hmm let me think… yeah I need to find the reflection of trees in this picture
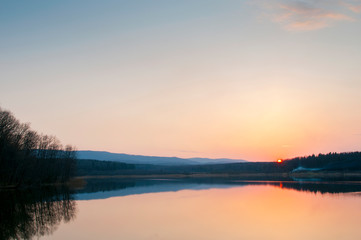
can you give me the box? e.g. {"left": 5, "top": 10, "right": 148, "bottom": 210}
{"left": 264, "top": 181, "right": 361, "bottom": 195}
{"left": 0, "top": 186, "right": 76, "bottom": 240}
{"left": 77, "top": 178, "right": 361, "bottom": 198}
{"left": 77, "top": 178, "right": 136, "bottom": 194}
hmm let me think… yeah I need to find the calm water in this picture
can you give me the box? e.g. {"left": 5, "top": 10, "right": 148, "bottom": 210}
{"left": 2, "top": 179, "right": 361, "bottom": 240}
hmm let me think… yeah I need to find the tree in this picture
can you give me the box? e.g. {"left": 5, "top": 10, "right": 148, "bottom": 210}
{"left": 0, "top": 106, "right": 77, "bottom": 187}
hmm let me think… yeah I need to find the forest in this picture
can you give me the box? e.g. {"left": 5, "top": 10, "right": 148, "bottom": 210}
{"left": 0, "top": 107, "right": 77, "bottom": 187}
{"left": 2, "top": 106, "right": 361, "bottom": 186}
{"left": 75, "top": 152, "right": 361, "bottom": 177}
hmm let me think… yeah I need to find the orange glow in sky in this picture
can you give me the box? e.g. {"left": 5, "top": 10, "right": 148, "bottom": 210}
{"left": 1, "top": 1, "right": 361, "bottom": 162}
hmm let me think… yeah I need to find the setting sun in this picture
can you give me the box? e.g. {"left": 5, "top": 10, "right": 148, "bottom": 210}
{"left": 2, "top": 1, "right": 361, "bottom": 239}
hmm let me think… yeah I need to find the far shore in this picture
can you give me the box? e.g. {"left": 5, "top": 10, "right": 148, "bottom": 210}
{"left": 3, "top": 171, "right": 361, "bottom": 190}
{"left": 75, "top": 171, "right": 361, "bottom": 180}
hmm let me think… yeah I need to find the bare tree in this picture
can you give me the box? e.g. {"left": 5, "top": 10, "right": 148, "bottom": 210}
{"left": 0, "top": 106, "right": 77, "bottom": 187}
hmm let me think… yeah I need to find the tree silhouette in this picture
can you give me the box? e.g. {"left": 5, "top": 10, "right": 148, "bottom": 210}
{"left": 0, "top": 106, "right": 77, "bottom": 187}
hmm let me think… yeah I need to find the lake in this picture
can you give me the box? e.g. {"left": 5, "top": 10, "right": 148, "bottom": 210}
{"left": 2, "top": 178, "right": 361, "bottom": 240}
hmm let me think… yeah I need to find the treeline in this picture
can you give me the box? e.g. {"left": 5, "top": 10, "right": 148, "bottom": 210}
{"left": 76, "top": 159, "right": 135, "bottom": 176}
{"left": 75, "top": 160, "right": 284, "bottom": 176}
{"left": 284, "top": 152, "right": 361, "bottom": 171}
{"left": 172, "top": 152, "right": 361, "bottom": 174}
{"left": 180, "top": 151, "right": 361, "bottom": 174}
{"left": 74, "top": 151, "right": 361, "bottom": 177}
{"left": 0, "top": 107, "right": 76, "bottom": 187}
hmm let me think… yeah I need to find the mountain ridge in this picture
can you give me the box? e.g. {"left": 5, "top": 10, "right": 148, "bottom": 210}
{"left": 76, "top": 150, "right": 247, "bottom": 165}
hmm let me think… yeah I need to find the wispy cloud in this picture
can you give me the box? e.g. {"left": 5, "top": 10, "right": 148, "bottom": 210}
{"left": 341, "top": 0, "right": 361, "bottom": 13}
{"left": 347, "top": 4, "right": 361, "bottom": 12}
{"left": 254, "top": 0, "right": 361, "bottom": 31}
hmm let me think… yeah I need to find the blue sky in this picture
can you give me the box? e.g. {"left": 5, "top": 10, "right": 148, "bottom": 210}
{"left": 1, "top": 0, "right": 361, "bottom": 161}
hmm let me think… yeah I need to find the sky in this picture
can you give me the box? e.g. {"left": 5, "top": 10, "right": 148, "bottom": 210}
{"left": 1, "top": 0, "right": 361, "bottom": 161}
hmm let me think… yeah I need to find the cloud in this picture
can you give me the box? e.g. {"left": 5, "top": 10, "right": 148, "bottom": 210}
{"left": 255, "top": 0, "right": 361, "bottom": 31}
{"left": 343, "top": 2, "right": 361, "bottom": 13}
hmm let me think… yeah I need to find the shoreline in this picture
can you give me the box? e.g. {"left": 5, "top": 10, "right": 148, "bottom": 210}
{"left": 76, "top": 171, "right": 361, "bottom": 180}
{"left": 3, "top": 171, "right": 361, "bottom": 190}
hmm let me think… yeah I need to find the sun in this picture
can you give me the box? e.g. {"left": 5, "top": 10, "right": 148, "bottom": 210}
{"left": 277, "top": 159, "right": 283, "bottom": 163}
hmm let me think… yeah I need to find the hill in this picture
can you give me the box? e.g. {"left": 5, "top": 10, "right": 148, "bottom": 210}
{"left": 77, "top": 150, "right": 246, "bottom": 166}
{"left": 75, "top": 151, "right": 361, "bottom": 179}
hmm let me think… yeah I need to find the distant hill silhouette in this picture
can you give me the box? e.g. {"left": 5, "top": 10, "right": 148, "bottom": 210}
{"left": 75, "top": 151, "right": 361, "bottom": 178}
{"left": 77, "top": 150, "right": 246, "bottom": 166}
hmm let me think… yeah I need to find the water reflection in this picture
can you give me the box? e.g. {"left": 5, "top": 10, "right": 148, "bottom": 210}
{"left": 0, "top": 186, "right": 76, "bottom": 240}
{"left": 56, "top": 178, "right": 361, "bottom": 240}
{"left": 2, "top": 178, "right": 361, "bottom": 240}
{"left": 264, "top": 180, "right": 361, "bottom": 195}
{"left": 75, "top": 178, "right": 361, "bottom": 200}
